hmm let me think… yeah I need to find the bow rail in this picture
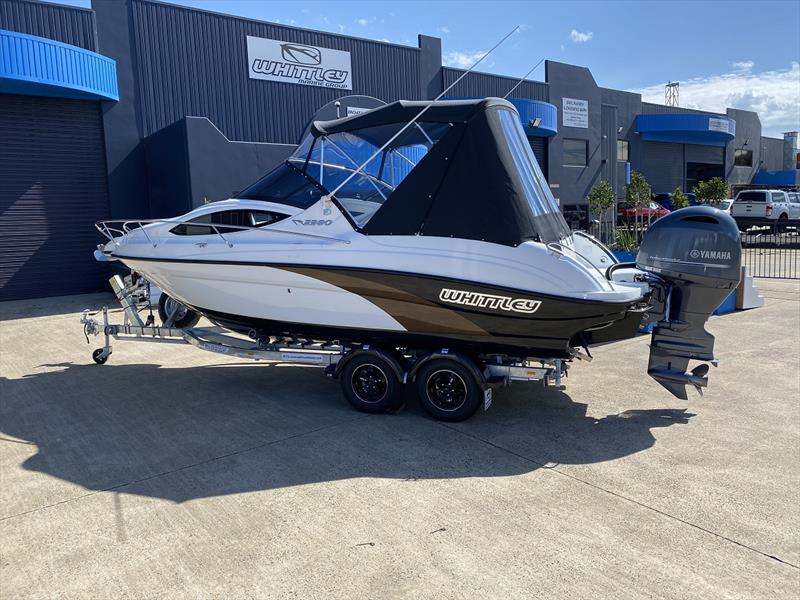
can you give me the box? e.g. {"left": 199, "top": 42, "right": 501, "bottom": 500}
{"left": 94, "top": 219, "right": 351, "bottom": 248}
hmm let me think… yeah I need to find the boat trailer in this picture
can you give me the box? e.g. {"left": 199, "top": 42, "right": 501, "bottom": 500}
{"left": 80, "top": 274, "right": 576, "bottom": 421}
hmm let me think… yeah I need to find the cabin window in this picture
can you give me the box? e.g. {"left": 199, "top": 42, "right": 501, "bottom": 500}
{"left": 734, "top": 148, "right": 753, "bottom": 167}
{"left": 170, "top": 210, "right": 287, "bottom": 235}
{"left": 563, "top": 138, "right": 588, "bottom": 167}
{"left": 237, "top": 162, "right": 323, "bottom": 208}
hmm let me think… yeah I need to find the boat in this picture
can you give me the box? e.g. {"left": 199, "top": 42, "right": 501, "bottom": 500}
{"left": 95, "top": 98, "right": 742, "bottom": 415}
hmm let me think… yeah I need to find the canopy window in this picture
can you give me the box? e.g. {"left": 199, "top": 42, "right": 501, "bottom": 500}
{"left": 239, "top": 98, "right": 571, "bottom": 246}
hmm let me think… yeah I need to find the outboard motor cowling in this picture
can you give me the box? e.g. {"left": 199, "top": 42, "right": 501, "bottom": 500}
{"left": 636, "top": 206, "right": 741, "bottom": 399}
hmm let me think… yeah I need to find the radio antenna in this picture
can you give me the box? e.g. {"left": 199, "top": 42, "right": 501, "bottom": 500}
{"left": 328, "top": 25, "right": 521, "bottom": 199}
{"left": 503, "top": 58, "right": 544, "bottom": 99}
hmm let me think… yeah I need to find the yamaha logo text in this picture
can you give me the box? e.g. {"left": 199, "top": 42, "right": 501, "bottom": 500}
{"left": 439, "top": 288, "right": 542, "bottom": 314}
{"left": 689, "top": 249, "right": 731, "bottom": 260}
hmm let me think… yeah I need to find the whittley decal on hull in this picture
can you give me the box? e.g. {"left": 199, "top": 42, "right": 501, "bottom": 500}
{"left": 439, "top": 288, "right": 542, "bottom": 314}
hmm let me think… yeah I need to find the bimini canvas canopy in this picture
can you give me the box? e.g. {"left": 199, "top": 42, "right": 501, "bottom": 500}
{"left": 239, "top": 98, "right": 570, "bottom": 246}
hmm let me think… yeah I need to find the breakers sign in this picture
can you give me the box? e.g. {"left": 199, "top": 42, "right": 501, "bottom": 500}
{"left": 439, "top": 288, "right": 542, "bottom": 314}
{"left": 246, "top": 36, "right": 352, "bottom": 90}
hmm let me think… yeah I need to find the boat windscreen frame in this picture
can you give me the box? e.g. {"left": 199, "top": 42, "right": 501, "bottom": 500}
{"left": 241, "top": 98, "right": 571, "bottom": 246}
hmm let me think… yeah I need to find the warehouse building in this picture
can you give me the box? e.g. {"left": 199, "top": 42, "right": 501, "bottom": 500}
{"left": 1, "top": 0, "right": 798, "bottom": 300}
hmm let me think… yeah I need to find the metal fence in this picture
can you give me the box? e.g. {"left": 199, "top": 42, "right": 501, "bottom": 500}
{"left": 573, "top": 222, "right": 800, "bottom": 280}
{"left": 741, "top": 231, "right": 800, "bottom": 279}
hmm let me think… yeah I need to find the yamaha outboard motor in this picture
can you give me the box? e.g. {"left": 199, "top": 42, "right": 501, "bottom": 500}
{"left": 637, "top": 206, "right": 741, "bottom": 399}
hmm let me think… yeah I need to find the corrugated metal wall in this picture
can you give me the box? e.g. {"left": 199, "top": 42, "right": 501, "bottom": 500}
{"left": 130, "top": 0, "right": 422, "bottom": 144}
{"left": 0, "top": 0, "right": 96, "bottom": 51}
{"left": 442, "top": 67, "right": 548, "bottom": 101}
{"left": 601, "top": 104, "right": 618, "bottom": 194}
{"left": 0, "top": 94, "right": 110, "bottom": 300}
{"left": 641, "top": 102, "right": 722, "bottom": 118}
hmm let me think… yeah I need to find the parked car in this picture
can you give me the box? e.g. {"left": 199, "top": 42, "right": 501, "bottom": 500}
{"left": 617, "top": 201, "right": 671, "bottom": 223}
{"left": 713, "top": 199, "right": 734, "bottom": 214}
{"left": 731, "top": 189, "right": 800, "bottom": 233}
{"left": 653, "top": 192, "right": 699, "bottom": 211}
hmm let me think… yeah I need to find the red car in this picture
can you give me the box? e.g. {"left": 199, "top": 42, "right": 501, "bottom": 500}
{"left": 616, "top": 201, "right": 670, "bottom": 223}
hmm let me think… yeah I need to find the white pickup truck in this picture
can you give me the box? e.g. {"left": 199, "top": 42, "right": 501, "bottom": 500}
{"left": 731, "top": 189, "right": 800, "bottom": 233}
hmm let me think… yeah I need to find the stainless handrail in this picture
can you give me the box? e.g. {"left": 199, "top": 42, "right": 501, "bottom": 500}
{"left": 94, "top": 219, "right": 351, "bottom": 247}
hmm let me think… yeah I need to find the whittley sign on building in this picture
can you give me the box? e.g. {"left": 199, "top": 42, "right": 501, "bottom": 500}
{"left": 246, "top": 36, "right": 353, "bottom": 89}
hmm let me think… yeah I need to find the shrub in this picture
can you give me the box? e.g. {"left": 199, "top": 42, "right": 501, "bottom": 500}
{"left": 693, "top": 177, "right": 729, "bottom": 204}
{"left": 671, "top": 187, "right": 689, "bottom": 209}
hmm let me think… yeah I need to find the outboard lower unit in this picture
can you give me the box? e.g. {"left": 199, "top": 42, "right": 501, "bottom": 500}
{"left": 637, "top": 206, "right": 742, "bottom": 399}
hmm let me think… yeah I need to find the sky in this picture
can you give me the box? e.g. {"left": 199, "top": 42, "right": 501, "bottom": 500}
{"left": 55, "top": 0, "right": 800, "bottom": 137}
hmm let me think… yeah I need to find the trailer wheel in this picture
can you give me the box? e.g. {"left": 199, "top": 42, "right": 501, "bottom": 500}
{"left": 415, "top": 359, "right": 483, "bottom": 422}
{"left": 92, "top": 348, "right": 109, "bottom": 365}
{"left": 158, "top": 294, "right": 200, "bottom": 329}
{"left": 340, "top": 354, "right": 403, "bottom": 414}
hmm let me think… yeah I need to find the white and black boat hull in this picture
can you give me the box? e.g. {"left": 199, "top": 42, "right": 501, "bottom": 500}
{"left": 119, "top": 256, "right": 643, "bottom": 356}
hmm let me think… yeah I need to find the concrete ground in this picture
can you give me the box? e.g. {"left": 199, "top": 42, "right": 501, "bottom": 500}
{"left": 1, "top": 280, "right": 798, "bottom": 599}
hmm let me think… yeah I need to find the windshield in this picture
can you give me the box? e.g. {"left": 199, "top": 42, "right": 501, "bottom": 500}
{"left": 494, "top": 109, "right": 570, "bottom": 242}
{"left": 237, "top": 162, "right": 323, "bottom": 208}
{"left": 289, "top": 123, "right": 450, "bottom": 227}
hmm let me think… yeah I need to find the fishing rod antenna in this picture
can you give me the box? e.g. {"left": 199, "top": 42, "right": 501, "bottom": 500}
{"left": 327, "top": 25, "right": 522, "bottom": 199}
{"left": 503, "top": 58, "right": 545, "bottom": 99}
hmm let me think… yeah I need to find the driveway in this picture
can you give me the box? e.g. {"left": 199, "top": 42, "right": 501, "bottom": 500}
{"left": 1, "top": 281, "right": 798, "bottom": 598}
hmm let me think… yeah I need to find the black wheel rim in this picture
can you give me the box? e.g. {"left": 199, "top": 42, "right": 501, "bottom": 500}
{"left": 426, "top": 370, "right": 468, "bottom": 412}
{"left": 165, "top": 297, "right": 188, "bottom": 321}
{"left": 351, "top": 364, "right": 389, "bottom": 404}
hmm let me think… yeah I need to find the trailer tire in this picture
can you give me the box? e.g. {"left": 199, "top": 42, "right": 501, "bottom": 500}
{"left": 158, "top": 294, "right": 200, "bottom": 329}
{"left": 415, "top": 358, "right": 483, "bottom": 422}
{"left": 340, "top": 353, "right": 404, "bottom": 414}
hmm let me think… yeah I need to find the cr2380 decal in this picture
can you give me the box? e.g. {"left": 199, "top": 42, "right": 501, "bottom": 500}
{"left": 439, "top": 288, "right": 542, "bottom": 314}
{"left": 292, "top": 219, "right": 334, "bottom": 226}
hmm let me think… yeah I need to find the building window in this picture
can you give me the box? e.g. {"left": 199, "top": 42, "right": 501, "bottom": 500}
{"left": 734, "top": 148, "right": 753, "bottom": 167}
{"left": 617, "top": 140, "right": 629, "bottom": 162}
{"left": 563, "top": 138, "right": 588, "bottom": 167}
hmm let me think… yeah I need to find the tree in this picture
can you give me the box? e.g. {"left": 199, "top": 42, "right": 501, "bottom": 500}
{"left": 693, "top": 177, "right": 729, "bottom": 205}
{"left": 625, "top": 170, "right": 652, "bottom": 240}
{"left": 671, "top": 187, "right": 689, "bottom": 210}
{"left": 588, "top": 180, "right": 615, "bottom": 242}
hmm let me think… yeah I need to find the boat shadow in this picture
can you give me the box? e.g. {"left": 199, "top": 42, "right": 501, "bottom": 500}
{"left": 1, "top": 361, "right": 694, "bottom": 505}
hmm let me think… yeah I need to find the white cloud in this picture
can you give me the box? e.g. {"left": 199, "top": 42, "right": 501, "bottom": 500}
{"left": 731, "top": 60, "right": 754, "bottom": 72}
{"left": 356, "top": 18, "right": 369, "bottom": 26}
{"left": 338, "top": 23, "right": 346, "bottom": 33}
{"left": 443, "top": 49, "right": 487, "bottom": 69}
{"left": 439, "top": 26, "right": 450, "bottom": 35}
{"left": 630, "top": 62, "right": 800, "bottom": 138}
{"left": 569, "top": 29, "right": 593, "bottom": 43}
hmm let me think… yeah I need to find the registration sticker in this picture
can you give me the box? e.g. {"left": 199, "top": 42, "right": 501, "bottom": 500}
{"left": 483, "top": 388, "right": 493, "bottom": 411}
